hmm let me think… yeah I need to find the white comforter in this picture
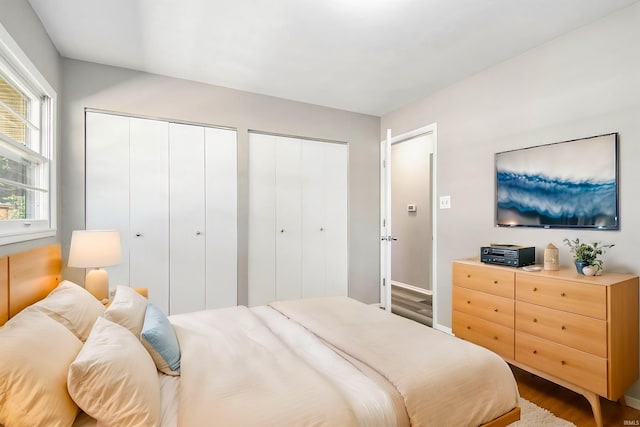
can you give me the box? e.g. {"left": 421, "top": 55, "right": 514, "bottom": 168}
{"left": 170, "top": 306, "right": 359, "bottom": 427}
{"left": 270, "top": 297, "right": 520, "bottom": 426}
{"left": 168, "top": 297, "right": 518, "bottom": 427}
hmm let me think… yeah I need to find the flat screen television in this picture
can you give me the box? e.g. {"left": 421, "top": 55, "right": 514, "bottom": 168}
{"left": 495, "top": 133, "right": 619, "bottom": 230}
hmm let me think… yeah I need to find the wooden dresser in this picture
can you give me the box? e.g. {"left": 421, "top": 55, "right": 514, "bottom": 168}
{"left": 452, "top": 259, "right": 639, "bottom": 427}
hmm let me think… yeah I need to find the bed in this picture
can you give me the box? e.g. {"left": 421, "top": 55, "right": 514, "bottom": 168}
{"left": 0, "top": 244, "right": 521, "bottom": 427}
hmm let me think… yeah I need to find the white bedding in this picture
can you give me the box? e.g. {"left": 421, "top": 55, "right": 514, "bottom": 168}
{"left": 251, "top": 306, "right": 401, "bottom": 427}
{"left": 271, "top": 297, "right": 520, "bottom": 426}
{"left": 170, "top": 306, "right": 358, "bottom": 427}
{"left": 71, "top": 297, "right": 518, "bottom": 427}
{"left": 71, "top": 373, "right": 179, "bottom": 427}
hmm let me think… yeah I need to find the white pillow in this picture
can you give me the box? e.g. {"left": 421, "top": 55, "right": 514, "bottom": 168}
{"left": 68, "top": 316, "right": 161, "bottom": 427}
{"left": 103, "top": 285, "right": 148, "bottom": 337}
{"left": 29, "top": 280, "right": 105, "bottom": 341}
{"left": 0, "top": 309, "right": 82, "bottom": 427}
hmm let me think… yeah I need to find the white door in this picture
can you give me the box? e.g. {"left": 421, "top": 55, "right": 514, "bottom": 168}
{"left": 275, "top": 137, "right": 302, "bottom": 300}
{"left": 380, "top": 127, "right": 436, "bottom": 313}
{"left": 324, "top": 142, "right": 348, "bottom": 296}
{"left": 301, "top": 140, "right": 326, "bottom": 298}
{"left": 169, "top": 123, "right": 206, "bottom": 314}
{"left": 380, "top": 130, "right": 392, "bottom": 311}
{"left": 204, "top": 127, "right": 238, "bottom": 308}
{"left": 248, "top": 133, "right": 348, "bottom": 305}
{"left": 85, "top": 112, "right": 130, "bottom": 289}
{"left": 129, "top": 117, "right": 170, "bottom": 314}
{"left": 247, "top": 133, "right": 277, "bottom": 306}
{"left": 299, "top": 140, "right": 348, "bottom": 298}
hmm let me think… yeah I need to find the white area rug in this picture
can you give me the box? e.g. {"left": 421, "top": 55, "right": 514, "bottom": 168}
{"left": 515, "top": 398, "right": 577, "bottom": 426}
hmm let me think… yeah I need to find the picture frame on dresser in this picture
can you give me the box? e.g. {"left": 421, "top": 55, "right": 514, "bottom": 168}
{"left": 452, "top": 259, "right": 639, "bottom": 427}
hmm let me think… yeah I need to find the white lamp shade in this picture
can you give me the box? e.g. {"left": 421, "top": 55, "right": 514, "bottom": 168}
{"left": 68, "top": 230, "right": 122, "bottom": 268}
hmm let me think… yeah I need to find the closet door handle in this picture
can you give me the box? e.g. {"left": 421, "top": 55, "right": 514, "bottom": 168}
{"left": 280, "top": 229, "right": 285, "bottom": 233}
{"left": 196, "top": 231, "right": 203, "bottom": 236}
{"left": 135, "top": 233, "right": 142, "bottom": 237}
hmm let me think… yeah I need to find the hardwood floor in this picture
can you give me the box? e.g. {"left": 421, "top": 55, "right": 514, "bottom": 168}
{"left": 513, "top": 366, "right": 640, "bottom": 426}
{"left": 390, "top": 285, "right": 432, "bottom": 326}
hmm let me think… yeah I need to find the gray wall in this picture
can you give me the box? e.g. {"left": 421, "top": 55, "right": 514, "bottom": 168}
{"left": 391, "top": 136, "right": 431, "bottom": 290}
{"left": 0, "top": 0, "right": 61, "bottom": 256}
{"left": 60, "top": 58, "right": 381, "bottom": 305}
{"left": 382, "top": 2, "right": 640, "bottom": 398}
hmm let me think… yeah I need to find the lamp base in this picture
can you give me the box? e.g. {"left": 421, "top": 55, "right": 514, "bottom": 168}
{"left": 85, "top": 268, "right": 109, "bottom": 302}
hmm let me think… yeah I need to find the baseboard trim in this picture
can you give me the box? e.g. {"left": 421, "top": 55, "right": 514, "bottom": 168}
{"left": 391, "top": 280, "right": 432, "bottom": 295}
{"left": 626, "top": 394, "right": 640, "bottom": 410}
{"left": 434, "top": 323, "right": 452, "bottom": 335}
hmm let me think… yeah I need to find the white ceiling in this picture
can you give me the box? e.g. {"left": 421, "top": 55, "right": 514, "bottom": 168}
{"left": 28, "top": 0, "right": 639, "bottom": 116}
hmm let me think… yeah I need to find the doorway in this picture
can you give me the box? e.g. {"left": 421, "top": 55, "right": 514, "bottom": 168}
{"left": 380, "top": 124, "right": 437, "bottom": 327}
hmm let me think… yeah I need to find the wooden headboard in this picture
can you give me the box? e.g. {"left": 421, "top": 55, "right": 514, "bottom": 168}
{"left": 0, "top": 244, "right": 62, "bottom": 326}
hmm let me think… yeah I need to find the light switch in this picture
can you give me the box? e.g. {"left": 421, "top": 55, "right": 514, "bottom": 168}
{"left": 439, "top": 195, "right": 451, "bottom": 209}
{"left": 407, "top": 204, "right": 417, "bottom": 212}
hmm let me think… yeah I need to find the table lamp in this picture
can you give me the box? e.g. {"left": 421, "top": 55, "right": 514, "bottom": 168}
{"left": 68, "top": 230, "right": 121, "bottom": 301}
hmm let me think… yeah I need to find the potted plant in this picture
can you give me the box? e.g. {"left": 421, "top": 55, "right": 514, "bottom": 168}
{"left": 563, "top": 238, "right": 614, "bottom": 275}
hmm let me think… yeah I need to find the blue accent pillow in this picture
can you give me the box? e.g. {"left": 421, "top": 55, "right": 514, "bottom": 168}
{"left": 140, "top": 303, "right": 181, "bottom": 375}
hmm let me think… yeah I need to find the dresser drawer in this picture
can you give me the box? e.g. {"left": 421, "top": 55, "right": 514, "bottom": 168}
{"left": 516, "top": 332, "right": 607, "bottom": 395}
{"left": 453, "top": 286, "right": 514, "bottom": 328}
{"left": 516, "top": 274, "right": 606, "bottom": 320}
{"left": 516, "top": 301, "right": 606, "bottom": 358}
{"left": 453, "top": 263, "right": 514, "bottom": 298}
{"left": 453, "top": 310, "right": 514, "bottom": 359}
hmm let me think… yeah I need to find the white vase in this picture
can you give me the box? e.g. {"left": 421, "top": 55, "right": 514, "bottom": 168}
{"left": 582, "top": 265, "right": 596, "bottom": 276}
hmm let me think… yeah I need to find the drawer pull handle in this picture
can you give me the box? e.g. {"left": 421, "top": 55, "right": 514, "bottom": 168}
{"left": 467, "top": 274, "right": 471, "bottom": 278}
{"left": 533, "top": 350, "right": 537, "bottom": 355}
{"left": 466, "top": 326, "right": 471, "bottom": 330}
{"left": 561, "top": 292, "right": 566, "bottom": 297}
{"left": 533, "top": 287, "right": 538, "bottom": 292}
{"left": 561, "top": 360, "right": 566, "bottom": 365}
{"left": 494, "top": 280, "right": 498, "bottom": 284}
{"left": 494, "top": 308, "right": 498, "bottom": 312}
{"left": 561, "top": 325, "right": 566, "bottom": 330}
{"left": 493, "top": 336, "right": 498, "bottom": 340}
{"left": 533, "top": 318, "right": 538, "bottom": 323}
{"left": 467, "top": 300, "right": 471, "bottom": 304}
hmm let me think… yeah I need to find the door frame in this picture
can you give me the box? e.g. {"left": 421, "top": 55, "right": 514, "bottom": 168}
{"left": 380, "top": 123, "right": 439, "bottom": 328}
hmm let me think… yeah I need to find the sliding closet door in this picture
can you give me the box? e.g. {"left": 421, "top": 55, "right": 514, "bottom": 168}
{"left": 129, "top": 118, "right": 170, "bottom": 313}
{"left": 204, "top": 127, "right": 237, "bottom": 308}
{"left": 248, "top": 133, "right": 276, "bottom": 306}
{"left": 169, "top": 123, "right": 206, "bottom": 314}
{"left": 85, "top": 112, "right": 130, "bottom": 287}
{"left": 324, "top": 142, "right": 348, "bottom": 296}
{"left": 275, "top": 137, "right": 302, "bottom": 300}
{"left": 301, "top": 141, "right": 326, "bottom": 298}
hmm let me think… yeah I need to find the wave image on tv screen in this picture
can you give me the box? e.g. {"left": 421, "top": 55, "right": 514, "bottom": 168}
{"left": 496, "top": 134, "right": 618, "bottom": 229}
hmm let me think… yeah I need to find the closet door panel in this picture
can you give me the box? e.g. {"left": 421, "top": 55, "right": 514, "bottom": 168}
{"left": 85, "top": 112, "right": 130, "bottom": 289}
{"left": 204, "top": 127, "right": 237, "bottom": 309}
{"left": 248, "top": 133, "right": 276, "bottom": 306}
{"left": 274, "top": 137, "right": 302, "bottom": 301}
{"left": 325, "top": 143, "right": 348, "bottom": 296}
{"left": 129, "top": 118, "right": 170, "bottom": 314}
{"left": 169, "top": 123, "right": 206, "bottom": 314}
{"left": 301, "top": 140, "right": 326, "bottom": 298}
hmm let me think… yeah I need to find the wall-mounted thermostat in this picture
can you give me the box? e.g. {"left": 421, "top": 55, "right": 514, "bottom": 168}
{"left": 407, "top": 204, "right": 417, "bottom": 212}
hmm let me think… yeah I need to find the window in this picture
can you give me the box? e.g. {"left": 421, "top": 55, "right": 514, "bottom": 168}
{"left": 0, "top": 23, "right": 56, "bottom": 244}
